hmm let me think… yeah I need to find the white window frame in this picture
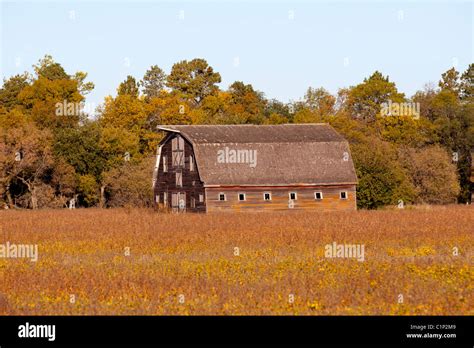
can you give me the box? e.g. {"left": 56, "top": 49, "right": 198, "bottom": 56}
{"left": 189, "top": 155, "right": 194, "bottom": 171}
{"left": 340, "top": 191, "right": 348, "bottom": 200}
{"left": 314, "top": 191, "right": 323, "bottom": 200}
{"left": 218, "top": 193, "right": 226, "bottom": 201}
{"left": 238, "top": 193, "right": 246, "bottom": 201}
{"left": 199, "top": 194, "right": 204, "bottom": 203}
{"left": 263, "top": 192, "right": 272, "bottom": 201}
{"left": 163, "top": 192, "right": 168, "bottom": 207}
{"left": 289, "top": 192, "right": 297, "bottom": 200}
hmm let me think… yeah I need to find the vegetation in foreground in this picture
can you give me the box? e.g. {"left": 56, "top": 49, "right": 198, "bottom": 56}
{"left": 0, "top": 206, "right": 472, "bottom": 315}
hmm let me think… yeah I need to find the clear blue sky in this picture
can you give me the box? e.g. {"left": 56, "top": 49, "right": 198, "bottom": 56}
{"left": 1, "top": 0, "right": 472, "bottom": 109}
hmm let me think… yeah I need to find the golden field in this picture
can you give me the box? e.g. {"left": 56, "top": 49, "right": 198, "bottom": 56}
{"left": 0, "top": 206, "right": 472, "bottom": 315}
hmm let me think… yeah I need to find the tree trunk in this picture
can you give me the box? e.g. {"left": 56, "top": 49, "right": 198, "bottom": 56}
{"left": 5, "top": 184, "right": 14, "bottom": 209}
{"left": 99, "top": 185, "right": 106, "bottom": 208}
{"left": 31, "top": 186, "right": 38, "bottom": 210}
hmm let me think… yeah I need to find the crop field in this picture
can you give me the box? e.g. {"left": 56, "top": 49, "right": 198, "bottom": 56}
{"left": 0, "top": 206, "right": 472, "bottom": 315}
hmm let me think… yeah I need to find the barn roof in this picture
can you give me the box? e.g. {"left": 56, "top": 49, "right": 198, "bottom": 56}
{"left": 157, "top": 124, "right": 358, "bottom": 186}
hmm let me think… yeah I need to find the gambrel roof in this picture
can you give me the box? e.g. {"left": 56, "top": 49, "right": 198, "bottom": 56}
{"left": 157, "top": 124, "right": 358, "bottom": 187}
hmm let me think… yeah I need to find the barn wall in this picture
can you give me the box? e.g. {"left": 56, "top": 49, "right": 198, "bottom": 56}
{"left": 205, "top": 185, "right": 357, "bottom": 212}
{"left": 154, "top": 134, "right": 206, "bottom": 213}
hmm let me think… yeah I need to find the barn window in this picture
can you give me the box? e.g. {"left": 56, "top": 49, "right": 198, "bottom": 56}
{"left": 289, "top": 192, "right": 297, "bottom": 200}
{"left": 199, "top": 194, "right": 204, "bottom": 202}
{"left": 340, "top": 191, "right": 347, "bottom": 199}
{"left": 264, "top": 192, "right": 271, "bottom": 201}
{"left": 219, "top": 193, "right": 226, "bottom": 201}
{"left": 189, "top": 155, "right": 194, "bottom": 171}
{"left": 162, "top": 156, "right": 168, "bottom": 172}
{"left": 314, "top": 192, "right": 323, "bottom": 200}
{"left": 163, "top": 192, "right": 168, "bottom": 206}
{"left": 238, "top": 193, "right": 246, "bottom": 201}
{"left": 155, "top": 195, "right": 160, "bottom": 203}
{"left": 172, "top": 136, "right": 185, "bottom": 167}
{"left": 191, "top": 196, "right": 196, "bottom": 208}
{"left": 176, "top": 172, "right": 182, "bottom": 187}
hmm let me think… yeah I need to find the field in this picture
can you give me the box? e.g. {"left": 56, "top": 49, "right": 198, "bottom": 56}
{"left": 0, "top": 206, "right": 472, "bottom": 315}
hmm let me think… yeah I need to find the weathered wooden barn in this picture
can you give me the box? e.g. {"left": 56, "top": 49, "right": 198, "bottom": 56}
{"left": 471, "top": 150, "right": 474, "bottom": 202}
{"left": 152, "top": 124, "right": 358, "bottom": 212}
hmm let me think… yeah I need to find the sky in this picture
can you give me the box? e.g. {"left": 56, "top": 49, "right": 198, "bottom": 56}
{"left": 1, "top": 0, "right": 473, "bottom": 111}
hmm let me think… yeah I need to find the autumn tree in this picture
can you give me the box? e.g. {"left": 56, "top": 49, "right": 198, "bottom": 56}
{"left": 225, "top": 81, "right": 266, "bottom": 124}
{"left": 399, "top": 146, "right": 460, "bottom": 204}
{"left": 304, "top": 87, "right": 335, "bottom": 117}
{"left": 0, "top": 122, "right": 54, "bottom": 209}
{"left": 117, "top": 75, "right": 139, "bottom": 97}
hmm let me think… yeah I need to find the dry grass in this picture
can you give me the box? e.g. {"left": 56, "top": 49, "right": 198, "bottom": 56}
{"left": 0, "top": 206, "right": 472, "bottom": 315}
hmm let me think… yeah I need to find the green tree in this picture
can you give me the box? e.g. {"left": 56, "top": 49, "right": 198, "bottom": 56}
{"left": 167, "top": 58, "right": 221, "bottom": 106}
{"left": 438, "top": 67, "right": 460, "bottom": 95}
{"left": 0, "top": 73, "right": 30, "bottom": 110}
{"left": 141, "top": 65, "right": 166, "bottom": 98}
{"left": 33, "top": 54, "right": 69, "bottom": 80}
{"left": 352, "top": 137, "right": 416, "bottom": 209}
{"left": 460, "top": 63, "right": 474, "bottom": 100}
{"left": 346, "top": 71, "right": 405, "bottom": 123}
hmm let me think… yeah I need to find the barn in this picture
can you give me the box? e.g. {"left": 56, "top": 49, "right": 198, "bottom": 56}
{"left": 152, "top": 124, "right": 358, "bottom": 212}
{"left": 471, "top": 150, "right": 474, "bottom": 202}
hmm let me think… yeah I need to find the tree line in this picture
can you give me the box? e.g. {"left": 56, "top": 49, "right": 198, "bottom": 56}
{"left": 0, "top": 55, "right": 472, "bottom": 209}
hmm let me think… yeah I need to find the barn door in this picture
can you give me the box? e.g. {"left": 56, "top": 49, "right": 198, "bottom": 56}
{"left": 171, "top": 192, "right": 186, "bottom": 213}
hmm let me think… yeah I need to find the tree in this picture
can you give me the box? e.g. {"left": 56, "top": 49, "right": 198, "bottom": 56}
{"left": 346, "top": 71, "right": 405, "bottom": 123}
{"left": 438, "top": 67, "right": 460, "bottom": 95}
{"left": 18, "top": 77, "right": 84, "bottom": 129}
{"left": 53, "top": 121, "right": 105, "bottom": 179}
{"left": 33, "top": 55, "right": 69, "bottom": 80}
{"left": 225, "top": 81, "right": 266, "bottom": 124}
{"left": 117, "top": 75, "right": 139, "bottom": 97}
{"left": 167, "top": 58, "right": 221, "bottom": 105}
{"left": 0, "top": 123, "right": 54, "bottom": 209}
{"left": 103, "top": 157, "right": 154, "bottom": 207}
{"left": 0, "top": 73, "right": 30, "bottom": 110}
{"left": 352, "top": 137, "right": 416, "bottom": 209}
{"left": 141, "top": 65, "right": 166, "bottom": 98}
{"left": 399, "top": 146, "right": 460, "bottom": 204}
{"left": 264, "top": 99, "right": 292, "bottom": 122}
{"left": 460, "top": 63, "right": 474, "bottom": 100}
{"left": 73, "top": 71, "right": 95, "bottom": 95}
{"left": 304, "top": 87, "right": 335, "bottom": 117}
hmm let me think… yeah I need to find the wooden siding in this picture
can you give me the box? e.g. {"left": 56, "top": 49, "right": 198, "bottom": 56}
{"left": 205, "top": 185, "right": 357, "bottom": 212}
{"left": 154, "top": 134, "right": 206, "bottom": 213}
